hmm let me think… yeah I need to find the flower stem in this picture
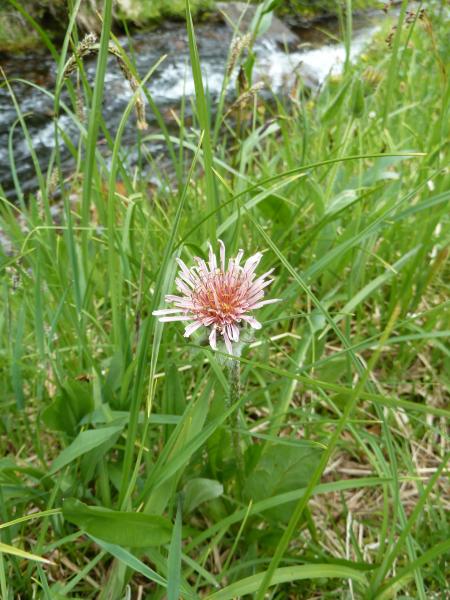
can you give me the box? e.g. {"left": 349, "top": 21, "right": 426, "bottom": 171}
{"left": 228, "top": 359, "right": 244, "bottom": 499}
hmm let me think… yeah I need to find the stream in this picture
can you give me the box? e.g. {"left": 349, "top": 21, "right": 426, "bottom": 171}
{"left": 0, "top": 7, "right": 385, "bottom": 199}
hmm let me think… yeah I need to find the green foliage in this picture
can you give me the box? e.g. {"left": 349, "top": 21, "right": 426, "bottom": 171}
{"left": 277, "top": 0, "right": 378, "bottom": 17}
{"left": 62, "top": 499, "right": 173, "bottom": 547}
{"left": 243, "top": 444, "right": 322, "bottom": 522}
{"left": 50, "top": 425, "right": 124, "bottom": 474}
{"left": 42, "top": 380, "right": 94, "bottom": 434}
{"left": 114, "top": 0, "right": 215, "bottom": 23}
{"left": 183, "top": 478, "right": 224, "bottom": 513}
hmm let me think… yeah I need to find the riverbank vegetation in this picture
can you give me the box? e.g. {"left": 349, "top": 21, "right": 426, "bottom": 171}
{"left": 0, "top": 0, "right": 449, "bottom": 598}
{"left": 0, "top": 0, "right": 382, "bottom": 52}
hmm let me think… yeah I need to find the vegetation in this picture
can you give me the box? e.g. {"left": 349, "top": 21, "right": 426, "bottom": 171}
{"left": 0, "top": 0, "right": 449, "bottom": 598}
{"left": 0, "top": 0, "right": 383, "bottom": 52}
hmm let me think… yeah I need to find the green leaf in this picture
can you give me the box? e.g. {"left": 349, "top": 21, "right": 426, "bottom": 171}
{"left": 185, "top": 0, "right": 218, "bottom": 236}
{"left": 351, "top": 77, "right": 365, "bottom": 117}
{"left": 375, "top": 539, "right": 450, "bottom": 599}
{"left": 162, "top": 363, "right": 186, "bottom": 443}
{"left": 325, "top": 189, "right": 358, "bottom": 216}
{"left": 142, "top": 377, "right": 214, "bottom": 513}
{"left": 357, "top": 154, "right": 413, "bottom": 187}
{"left": 243, "top": 444, "right": 322, "bottom": 522}
{"left": 63, "top": 499, "right": 172, "bottom": 548}
{"left": 261, "top": 0, "right": 284, "bottom": 15}
{"left": 205, "top": 564, "right": 367, "bottom": 600}
{"left": 11, "top": 303, "right": 25, "bottom": 409}
{"left": 183, "top": 478, "right": 224, "bottom": 514}
{"left": 321, "top": 77, "right": 352, "bottom": 122}
{"left": 42, "top": 380, "right": 94, "bottom": 434}
{"left": 0, "top": 509, "right": 61, "bottom": 531}
{"left": 49, "top": 425, "right": 124, "bottom": 474}
{"left": 90, "top": 537, "right": 167, "bottom": 587}
{"left": 167, "top": 499, "right": 182, "bottom": 600}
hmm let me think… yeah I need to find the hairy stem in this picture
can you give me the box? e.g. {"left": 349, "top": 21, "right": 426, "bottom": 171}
{"left": 228, "top": 359, "right": 244, "bottom": 499}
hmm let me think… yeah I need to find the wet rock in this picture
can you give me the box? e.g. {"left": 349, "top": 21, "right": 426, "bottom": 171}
{"left": 216, "top": 2, "right": 299, "bottom": 49}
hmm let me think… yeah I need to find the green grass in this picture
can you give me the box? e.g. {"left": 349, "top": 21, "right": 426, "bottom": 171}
{"left": 0, "top": 1, "right": 449, "bottom": 598}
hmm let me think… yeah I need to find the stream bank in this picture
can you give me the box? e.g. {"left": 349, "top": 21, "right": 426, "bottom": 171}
{"left": 0, "top": 0, "right": 382, "bottom": 53}
{"left": 0, "top": 2, "right": 396, "bottom": 200}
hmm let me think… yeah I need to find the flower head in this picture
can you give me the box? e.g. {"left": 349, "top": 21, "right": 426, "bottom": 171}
{"left": 153, "top": 240, "right": 280, "bottom": 354}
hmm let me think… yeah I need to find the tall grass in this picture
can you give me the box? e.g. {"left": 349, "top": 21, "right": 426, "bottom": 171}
{"left": 0, "top": 1, "right": 449, "bottom": 598}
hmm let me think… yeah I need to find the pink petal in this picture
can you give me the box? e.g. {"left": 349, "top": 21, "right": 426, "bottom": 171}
{"left": 203, "top": 316, "right": 217, "bottom": 326}
{"left": 222, "top": 330, "right": 233, "bottom": 355}
{"left": 241, "top": 315, "right": 262, "bottom": 329}
{"left": 194, "top": 258, "right": 210, "bottom": 279}
{"left": 208, "top": 242, "right": 217, "bottom": 272}
{"left": 218, "top": 239, "right": 226, "bottom": 271}
{"left": 158, "top": 315, "right": 193, "bottom": 322}
{"left": 172, "top": 300, "right": 196, "bottom": 309}
{"left": 234, "top": 249, "right": 244, "bottom": 268}
{"left": 245, "top": 290, "right": 265, "bottom": 304}
{"left": 153, "top": 308, "right": 186, "bottom": 316}
{"left": 176, "top": 258, "right": 196, "bottom": 283}
{"left": 248, "top": 269, "right": 274, "bottom": 290}
{"left": 209, "top": 327, "right": 217, "bottom": 350}
{"left": 175, "top": 278, "right": 193, "bottom": 295}
{"left": 231, "top": 323, "right": 240, "bottom": 341}
{"left": 243, "top": 252, "right": 262, "bottom": 275}
{"left": 249, "top": 298, "right": 282, "bottom": 310}
{"left": 178, "top": 271, "right": 197, "bottom": 289}
{"left": 165, "top": 294, "right": 188, "bottom": 303}
{"left": 184, "top": 321, "right": 203, "bottom": 337}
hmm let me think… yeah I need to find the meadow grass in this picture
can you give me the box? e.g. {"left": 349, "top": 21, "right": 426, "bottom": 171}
{"left": 0, "top": 0, "right": 449, "bottom": 598}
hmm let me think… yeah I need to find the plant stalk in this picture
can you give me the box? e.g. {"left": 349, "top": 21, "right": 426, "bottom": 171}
{"left": 228, "top": 359, "right": 244, "bottom": 499}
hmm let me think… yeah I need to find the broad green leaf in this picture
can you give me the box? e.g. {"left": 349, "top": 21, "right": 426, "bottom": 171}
{"left": 50, "top": 425, "right": 124, "bottom": 474}
{"left": 183, "top": 479, "right": 224, "bottom": 514}
{"left": 243, "top": 444, "right": 322, "bottom": 522}
{"left": 63, "top": 499, "right": 172, "bottom": 547}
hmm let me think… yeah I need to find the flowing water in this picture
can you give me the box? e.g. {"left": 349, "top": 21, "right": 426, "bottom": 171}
{"left": 0, "top": 9, "right": 385, "bottom": 198}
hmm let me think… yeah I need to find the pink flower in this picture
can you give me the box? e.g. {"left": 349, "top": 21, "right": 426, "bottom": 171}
{"left": 153, "top": 240, "right": 280, "bottom": 354}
